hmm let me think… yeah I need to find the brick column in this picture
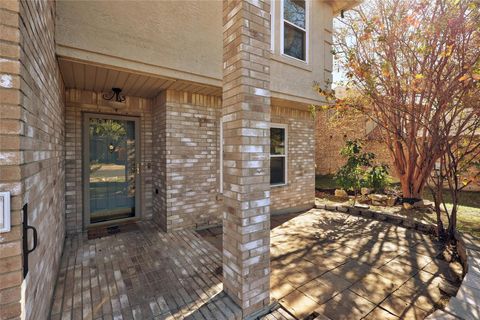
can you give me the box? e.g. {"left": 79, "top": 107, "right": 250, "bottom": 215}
{"left": 222, "top": 0, "right": 271, "bottom": 317}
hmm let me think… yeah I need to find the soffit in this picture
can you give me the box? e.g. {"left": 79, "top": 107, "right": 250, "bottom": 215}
{"left": 58, "top": 58, "right": 222, "bottom": 98}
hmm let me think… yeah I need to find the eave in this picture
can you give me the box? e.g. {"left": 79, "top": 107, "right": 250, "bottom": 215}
{"left": 323, "top": 0, "right": 363, "bottom": 15}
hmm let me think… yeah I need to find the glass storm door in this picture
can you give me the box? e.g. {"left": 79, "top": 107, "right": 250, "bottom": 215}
{"left": 83, "top": 114, "right": 140, "bottom": 226}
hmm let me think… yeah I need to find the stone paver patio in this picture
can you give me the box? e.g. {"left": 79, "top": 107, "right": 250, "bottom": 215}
{"left": 202, "top": 209, "right": 457, "bottom": 319}
{"left": 51, "top": 209, "right": 457, "bottom": 320}
{"left": 267, "top": 209, "right": 455, "bottom": 319}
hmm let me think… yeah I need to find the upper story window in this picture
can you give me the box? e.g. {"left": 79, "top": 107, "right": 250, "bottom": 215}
{"left": 282, "top": 0, "right": 307, "bottom": 61}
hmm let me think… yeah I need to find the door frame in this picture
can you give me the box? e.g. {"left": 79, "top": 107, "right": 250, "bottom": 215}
{"left": 82, "top": 113, "right": 141, "bottom": 229}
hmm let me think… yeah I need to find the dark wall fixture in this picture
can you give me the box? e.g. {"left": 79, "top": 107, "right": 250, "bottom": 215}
{"left": 103, "top": 87, "right": 126, "bottom": 102}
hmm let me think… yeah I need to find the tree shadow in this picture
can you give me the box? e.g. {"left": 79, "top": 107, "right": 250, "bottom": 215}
{"left": 269, "top": 209, "right": 459, "bottom": 319}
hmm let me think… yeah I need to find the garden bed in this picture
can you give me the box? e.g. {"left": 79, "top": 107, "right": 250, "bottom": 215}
{"left": 315, "top": 196, "right": 437, "bottom": 234}
{"left": 315, "top": 174, "right": 480, "bottom": 237}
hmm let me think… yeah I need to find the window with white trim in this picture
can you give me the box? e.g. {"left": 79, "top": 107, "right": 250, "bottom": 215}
{"left": 219, "top": 117, "right": 224, "bottom": 193}
{"left": 282, "top": 0, "right": 307, "bottom": 61}
{"left": 270, "top": 125, "right": 287, "bottom": 185}
{"left": 270, "top": 0, "right": 275, "bottom": 51}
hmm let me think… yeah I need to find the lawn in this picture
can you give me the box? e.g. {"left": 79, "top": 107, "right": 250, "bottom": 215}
{"left": 315, "top": 174, "right": 338, "bottom": 190}
{"left": 315, "top": 174, "right": 480, "bottom": 237}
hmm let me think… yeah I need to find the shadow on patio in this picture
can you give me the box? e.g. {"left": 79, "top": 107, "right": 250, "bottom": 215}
{"left": 268, "top": 209, "right": 460, "bottom": 320}
{"left": 201, "top": 209, "right": 460, "bottom": 320}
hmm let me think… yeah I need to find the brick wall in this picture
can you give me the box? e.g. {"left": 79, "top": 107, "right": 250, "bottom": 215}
{"left": 64, "top": 89, "right": 153, "bottom": 234}
{"left": 152, "top": 90, "right": 222, "bottom": 231}
{"left": 0, "top": 1, "right": 65, "bottom": 319}
{"left": 271, "top": 105, "right": 316, "bottom": 213}
{"left": 315, "top": 110, "right": 480, "bottom": 191}
{"left": 315, "top": 110, "right": 393, "bottom": 176}
{"left": 0, "top": 3, "right": 23, "bottom": 318}
{"left": 152, "top": 92, "right": 167, "bottom": 229}
{"left": 150, "top": 90, "right": 314, "bottom": 231}
{"left": 221, "top": 0, "right": 272, "bottom": 314}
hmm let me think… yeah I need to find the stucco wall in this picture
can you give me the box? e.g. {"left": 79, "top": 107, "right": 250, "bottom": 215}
{"left": 64, "top": 89, "right": 153, "bottom": 234}
{"left": 55, "top": 0, "right": 333, "bottom": 105}
{"left": 270, "top": 0, "right": 334, "bottom": 103}
{"left": 55, "top": 0, "right": 222, "bottom": 86}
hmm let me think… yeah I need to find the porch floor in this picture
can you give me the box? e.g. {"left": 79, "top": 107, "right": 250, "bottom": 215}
{"left": 50, "top": 221, "right": 241, "bottom": 320}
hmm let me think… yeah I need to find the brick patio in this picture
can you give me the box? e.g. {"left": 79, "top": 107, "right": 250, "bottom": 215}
{"left": 50, "top": 221, "right": 239, "bottom": 320}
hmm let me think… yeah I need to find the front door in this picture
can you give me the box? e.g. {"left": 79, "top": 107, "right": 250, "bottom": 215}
{"left": 83, "top": 114, "right": 140, "bottom": 227}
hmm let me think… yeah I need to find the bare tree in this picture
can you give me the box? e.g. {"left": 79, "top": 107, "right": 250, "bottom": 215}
{"left": 317, "top": 0, "right": 480, "bottom": 199}
{"left": 428, "top": 117, "right": 480, "bottom": 240}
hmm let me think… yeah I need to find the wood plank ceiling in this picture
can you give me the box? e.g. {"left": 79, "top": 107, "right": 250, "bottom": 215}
{"left": 58, "top": 58, "right": 222, "bottom": 98}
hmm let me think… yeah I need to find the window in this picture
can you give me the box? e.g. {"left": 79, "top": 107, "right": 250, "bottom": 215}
{"left": 270, "top": 125, "right": 287, "bottom": 185}
{"left": 219, "top": 117, "right": 224, "bottom": 193}
{"left": 270, "top": 0, "right": 275, "bottom": 51}
{"left": 282, "top": 0, "right": 307, "bottom": 61}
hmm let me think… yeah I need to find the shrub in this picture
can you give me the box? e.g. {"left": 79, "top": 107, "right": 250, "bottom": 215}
{"left": 365, "top": 164, "right": 391, "bottom": 193}
{"left": 334, "top": 140, "right": 390, "bottom": 196}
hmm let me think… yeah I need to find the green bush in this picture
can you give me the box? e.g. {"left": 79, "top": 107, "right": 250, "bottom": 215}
{"left": 334, "top": 140, "right": 390, "bottom": 195}
{"left": 365, "top": 164, "right": 391, "bottom": 192}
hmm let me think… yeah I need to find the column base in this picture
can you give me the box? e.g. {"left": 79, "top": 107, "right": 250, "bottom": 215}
{"left": 243, "top": 301, "right": 280, "bottom": 320}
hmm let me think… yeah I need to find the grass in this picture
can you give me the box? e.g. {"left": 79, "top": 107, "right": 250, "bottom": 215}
{"left": 315, "top": 174, "right": 480, "bottom": 237}
{"left": 423, "top": 191, "right": 480, "bottom": 237}
{"left": 315, "top": 174, "right": 338, "bottom": 190}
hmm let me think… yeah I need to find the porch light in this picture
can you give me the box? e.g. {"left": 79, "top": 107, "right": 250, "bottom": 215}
{"left": 103, "top": 87, "right": 125, "bottom": 102}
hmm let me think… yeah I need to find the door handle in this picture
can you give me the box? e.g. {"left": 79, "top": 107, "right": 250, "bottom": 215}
{"left": 26, "top": 225, "right": 38, "bottom": 254}
{"left": 23, "top": 203, "right": 39, "bottom": 278}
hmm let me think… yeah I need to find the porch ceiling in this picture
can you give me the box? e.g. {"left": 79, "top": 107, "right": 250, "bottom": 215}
{"left": 58, "top": 58, "right": 222, "bottom": 98}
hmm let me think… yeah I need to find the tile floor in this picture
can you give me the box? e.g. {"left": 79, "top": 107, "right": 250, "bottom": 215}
{"left": 269, "top": 209, "right": 458, "bottom": 319}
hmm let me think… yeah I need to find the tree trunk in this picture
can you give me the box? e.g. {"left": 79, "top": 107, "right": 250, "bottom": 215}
{"left": 447, "top": 207, "right": 458, "bottom": 242}
{"left": 399, "top": 175, "right": 424, "bottom": 199}
{"left": 433, "top": 199, "right": 446, "bottom": 239}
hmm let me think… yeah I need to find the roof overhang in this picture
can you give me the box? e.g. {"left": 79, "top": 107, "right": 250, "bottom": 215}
{"left": 324, "top": 0, "right": 363, "bottom": 15}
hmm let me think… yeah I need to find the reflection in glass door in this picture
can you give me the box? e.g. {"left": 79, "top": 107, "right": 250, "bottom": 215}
{"left": 84, "top": 115, "right": 139, "bottom": 225}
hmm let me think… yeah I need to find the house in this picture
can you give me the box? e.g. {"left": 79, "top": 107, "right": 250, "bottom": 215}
{"left": 0, "top": 0, "right": 360, "bottom": 319}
